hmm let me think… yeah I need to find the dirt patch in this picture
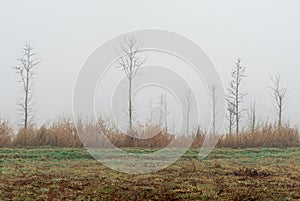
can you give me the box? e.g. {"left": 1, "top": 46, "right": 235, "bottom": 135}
{"left": 233, "top": 168, "right": 271, "bottom": 177}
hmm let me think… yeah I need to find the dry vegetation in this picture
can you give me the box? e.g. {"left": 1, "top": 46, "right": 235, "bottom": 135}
{"left": 218, "top": 123, "right": 300, "bottom": 148}
{"left": 1, "top": 118, "right": 299, "bottom": 149}
{"left": 0, "top": 120, "right": 13, "bottom": 147}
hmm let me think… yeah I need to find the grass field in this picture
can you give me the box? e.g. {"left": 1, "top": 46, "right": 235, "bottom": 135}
{"left": 0, "top": 147, "right": 300, "bottom": 200}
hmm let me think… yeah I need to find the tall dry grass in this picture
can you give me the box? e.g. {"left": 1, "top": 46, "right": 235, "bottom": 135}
{"left": 218, "top": 123, "right": 300, "bottom": 148}
{"left": 0, "top": 120, "right": 13, "bottom": 147}
{"left": 0, "top": 117, "right": 299, "bottom": 148}
{"left": 77, "top": 118, "right": 174, "bottom": 148}
{"left": 13, "top": 118, "right": 82, "bottom": 147}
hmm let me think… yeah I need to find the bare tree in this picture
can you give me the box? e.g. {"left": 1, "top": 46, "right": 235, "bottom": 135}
{"left": 226, "top": 58, "right": 247, "bottom": 138}
{"left": 158, "top": 94, "right": 164, "bottom": 127}
{"left": 184, "top": 89, "right": 193, "bottom": 135}
{"left": 227, "top": 103, "right": 235, "bottom": 135}
{"left": 14, "top": 42, "right": 40, "bottom": 128}
{"left": 158, "top": 93, "right": 168, "bottom": 133}
{"left": 163, "top": 94, "right": 168, "bottom": 133}
{"left": 117, "top": 36, "right": 146, "bottom": 132}
{"left": 210, "top": 85, "right": 218, "bottom": 135}
{"left": 247, "top": 101, "right": 258, "bottom": 133}
{"left": 148, "top": 99, "right": 153, "bottom": 123}
{"left": 270, "top": 74, "right": 287, "bottom": 128}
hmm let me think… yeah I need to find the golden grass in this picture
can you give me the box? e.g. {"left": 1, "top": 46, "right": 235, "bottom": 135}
{"left": 1, "top": 117, "right": 299, "bottom": 148}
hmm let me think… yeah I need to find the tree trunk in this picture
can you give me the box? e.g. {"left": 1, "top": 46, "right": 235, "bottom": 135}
{"left": 279, "top": 98, "right": 282, "bottom": 128}
{"left": 24, "top": 68, "right": 29, "bottom": 129}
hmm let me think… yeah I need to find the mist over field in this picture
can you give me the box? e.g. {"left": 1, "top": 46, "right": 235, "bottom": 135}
{"left": 1, "top": 1, "right": 300, "bottom": 200}
{"left": 0, "top": 0, "right": 300, "bottom": 127}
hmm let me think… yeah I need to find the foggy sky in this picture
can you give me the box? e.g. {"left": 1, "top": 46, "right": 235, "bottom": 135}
{"left": 0, "top": 0, "right": 299, "bottom": 128}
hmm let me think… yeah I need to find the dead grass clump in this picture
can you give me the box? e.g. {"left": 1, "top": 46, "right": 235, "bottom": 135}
{"left": 0, "top": 120, "right": 13, "bottom": 147}
{"left": 13, "top": 118, "right": 82, "bottom": 147}
{"left": 47, "top": 118, "right": 82, "bottom": 147}
{"left": 14, "top": 127, "right": 36, "bottom": 146}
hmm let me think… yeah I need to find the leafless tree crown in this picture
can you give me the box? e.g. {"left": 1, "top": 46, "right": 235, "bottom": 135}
{"left": 226, "top": 58, "right": 247, "bottom": 137}
{"left": 14, "top": 42, "right": 40, "bottom": 128}
{"left": 270, "top": 74, "right": 287, "bottom": 127}
{"left": 117, "top": 36, "right": 146, "bottom": 81}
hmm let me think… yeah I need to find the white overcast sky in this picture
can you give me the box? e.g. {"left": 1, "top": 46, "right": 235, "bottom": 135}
{"left": 0, "top": 0, "right": 299, "bottom": 128}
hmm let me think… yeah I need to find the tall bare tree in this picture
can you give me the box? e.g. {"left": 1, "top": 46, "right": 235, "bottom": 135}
{"left": 14, "top": 42, "right": 40, "bottom": 128}
{"left": 158, "top": 94, "right": 164, "bottom": 127}
{"left": 210, "top": 86, "right": 218, "bottom": 135}
{"left": 163, "top": 94, "right": 168, "bottom": 133}
{"left": 158, "top": 93, "right": 168, "bottom": 133}
{"left": 117, "top": 36, "right": 146, "bottom": 132}
{"left": 247, "top": 101, "right": 258, "bottom": 133}
{"left": 270, "top": 74, "right": 287, "bottom": 128}
{"left": 148, "top": 100, "right": 153, "bottom": 123}
{"left": 226, "top": 58, "right": 247, "bottom": 138}
{"left": 184, "top": 89, "right": 193, "bottom": 135}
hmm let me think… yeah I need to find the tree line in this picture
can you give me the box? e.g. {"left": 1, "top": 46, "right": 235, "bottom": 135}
{"left": 0, "top": 39, "right": 298, "bottom": 148}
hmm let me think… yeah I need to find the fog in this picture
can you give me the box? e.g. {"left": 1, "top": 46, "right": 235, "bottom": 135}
{"left": 0, "top": 0, "right": 299, "bottom": 128}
